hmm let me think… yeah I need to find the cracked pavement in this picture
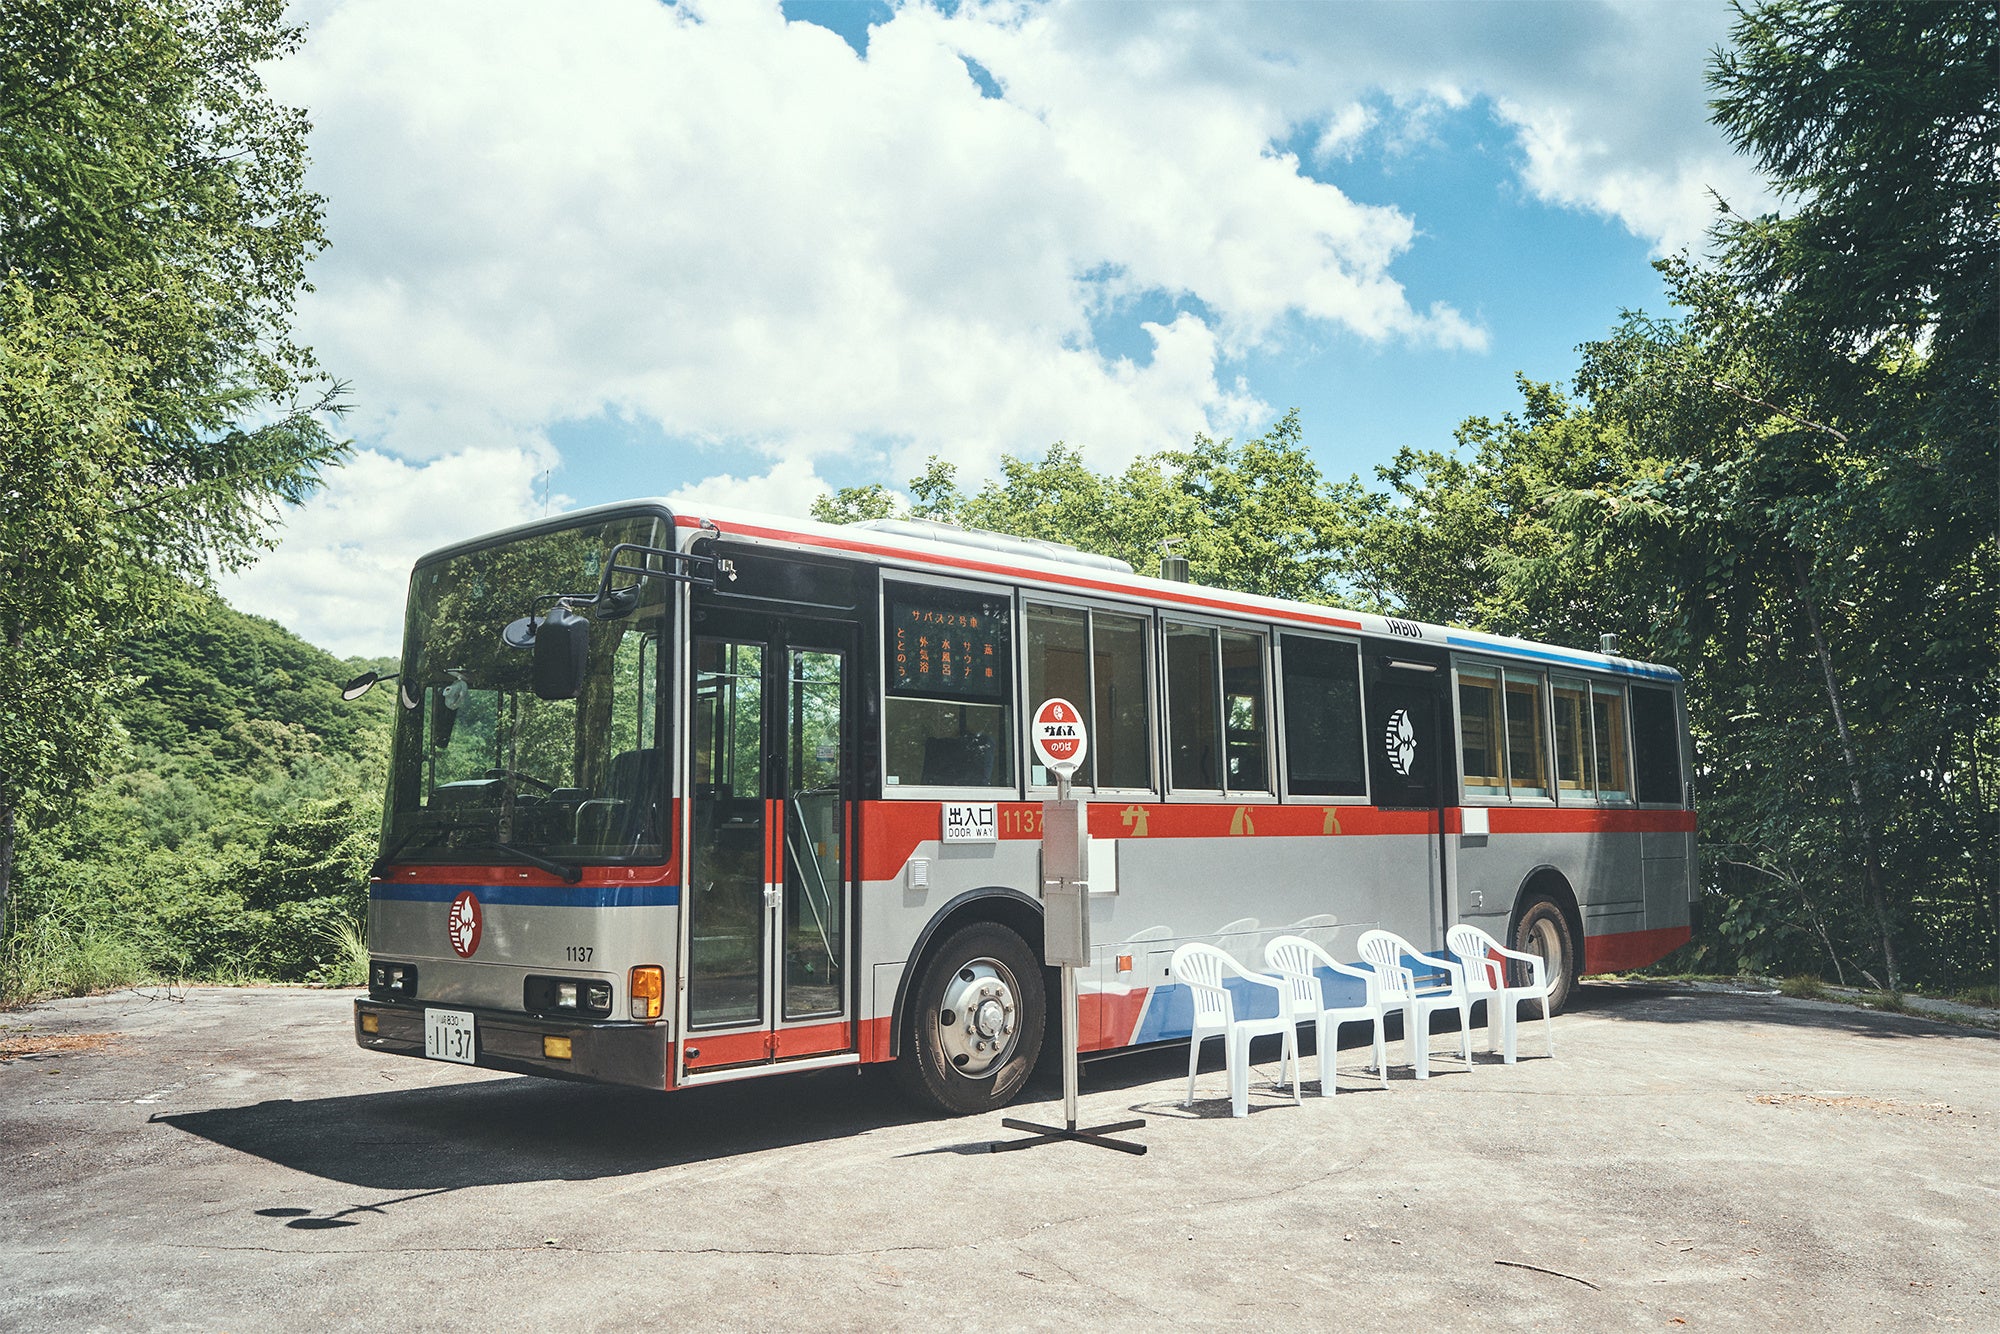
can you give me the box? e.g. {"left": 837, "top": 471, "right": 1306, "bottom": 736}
{"left": 2, "top": 982, "right": 1997, "bottom": 1330}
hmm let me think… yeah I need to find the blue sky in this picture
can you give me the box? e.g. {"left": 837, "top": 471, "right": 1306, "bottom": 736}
{"left": 233, "top": 0, "right": 1766, "bottom": 656}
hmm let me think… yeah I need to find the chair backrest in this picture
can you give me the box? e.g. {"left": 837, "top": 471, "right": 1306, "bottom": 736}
{"left": 1264, "top": 936, "right": 1325, "bottom": 1012}
{"left": 1170, "top": 943, "right": 1234, "bottom": 1028}
{"left": 1356, "top": 929, "right": 1417, "bottom": 1001}
{"left": 1447, "top": 923, "right": 1508, "bottom": 996}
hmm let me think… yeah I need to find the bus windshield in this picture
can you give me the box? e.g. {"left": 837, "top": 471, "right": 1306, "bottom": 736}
{"left": 382, "top": 512, "right": 670, "bottom": 870}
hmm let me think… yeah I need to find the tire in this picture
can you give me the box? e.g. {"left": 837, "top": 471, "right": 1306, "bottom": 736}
{"left": 1511, "top": 896, "right": 1578, "bottom": 1015}
{"left": 893, "top": 921, "right": 1046, "bottom": 1115}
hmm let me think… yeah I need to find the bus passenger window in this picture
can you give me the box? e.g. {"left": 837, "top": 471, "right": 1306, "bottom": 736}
{"left": 1220, "top": 632, "right": 1270, "bottom": 793}
{"left": 1026, "top": 605, "right": 1089, "bottom": 784}
{"left": 883, "top": 585, "right": 1014, "bottom": 789}
{"left": 1280, "top": 635, "right": 1365, "bottom": 798}
{"left": 1026, "top": 603, "right": 1154, "bottom": 791}
{"left": 1093, "top": 612, "right": 1152, "bottom": 790}
{"left": 1630, "top": 685, "right": 1683, "bottom": 805}
{"left": 1457, "top": 667, "right": 1505, "bottom": 796}
{"left": 1503, "top": 672, "right": 1549, "bottom": 798}
{"left": 1551, "top": 677, "right": 1592, "bottom": 799}
{"left": 1592, "top": 685, "right": 1630, "bottom": 802}
{"left": 1165, "top": 623, "right": 1221, "bottom": 791}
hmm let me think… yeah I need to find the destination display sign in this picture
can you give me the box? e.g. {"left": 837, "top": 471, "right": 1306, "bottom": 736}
{"left": 887, "top": 595, "right": 1006, "bottom": 700}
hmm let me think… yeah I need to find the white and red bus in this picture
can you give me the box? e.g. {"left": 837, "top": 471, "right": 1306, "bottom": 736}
{"left": 352, "top": 501, "right": 1694, "bottom": 1112}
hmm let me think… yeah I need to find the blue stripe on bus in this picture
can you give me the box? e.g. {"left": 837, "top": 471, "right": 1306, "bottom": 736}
{"left": 370, "top": 882, "right": 680, "bottom": 909}
{"left": 1444, "top": 635, "right": 1682, "bottom": 681}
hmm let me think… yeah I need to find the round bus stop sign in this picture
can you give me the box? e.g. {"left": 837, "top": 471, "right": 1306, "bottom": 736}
{"left": 1031, "top": 698, "right": 1089, "bottom": 777}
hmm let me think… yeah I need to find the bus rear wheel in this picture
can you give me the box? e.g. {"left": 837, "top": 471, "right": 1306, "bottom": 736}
{"left": 894, "top": 921, "right": 1045, "bottom": 1115}
{"left": 1512, "top": 896, "right": 1577, "bottom": 1015}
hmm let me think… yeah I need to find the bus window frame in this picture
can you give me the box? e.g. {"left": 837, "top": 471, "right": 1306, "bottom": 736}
{"left": 877, "top": 571, "right": 1022, "bottom": 800}
{"left": 1589, "top": 678, "right": 1635, "bottom": 806}
{"left": 1548, "top": 673, "right": 1597, "bottom": 803}
{"left": 1272, "top": 630, "right": 1372, "bottom": 805}
{"left": 1160, "top": 614, "right": 1277, "bottom": 803}
{"left": 1020, "top": 592, "right": 1160, "bottom": 798}
{"left": 1628, "top": 681, "right": 1688, "bottom": 810}
{"left": 1451, "top": 660, "right": 1509, "bottom": 802}
{"left": 1501, "top": 668, "right": 1555, "bottom": 804}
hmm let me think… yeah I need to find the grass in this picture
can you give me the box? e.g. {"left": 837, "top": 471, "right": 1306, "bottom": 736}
{"left": 1779, "top": 975, "right": 1827, "bottom": 1000}
{"left": 1, "top": 920, "right": 155, "bottom": 1007}
{"left": 315, "top": 917, "right": 369, "bottom": 988}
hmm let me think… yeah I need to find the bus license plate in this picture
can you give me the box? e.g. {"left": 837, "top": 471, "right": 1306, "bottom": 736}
{"left": 424, "top": 1008, "right": 476, "bottom": 1064}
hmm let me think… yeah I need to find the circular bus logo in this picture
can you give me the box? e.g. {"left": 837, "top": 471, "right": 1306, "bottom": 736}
{"left": 1384, "top": 708, "right": 1417, "bottom": 777}
{"left": 447, "top": 891, "right": 483, "bottom": 958}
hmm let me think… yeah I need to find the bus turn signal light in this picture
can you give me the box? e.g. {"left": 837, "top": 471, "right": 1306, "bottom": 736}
{"left": 543, "top": 1035, "right": 573, "bottom": 1060}
{"left": 630, "top": 966, "right": 663, "bottom": 1020}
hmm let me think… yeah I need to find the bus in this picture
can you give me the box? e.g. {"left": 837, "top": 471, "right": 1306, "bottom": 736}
{"left": 350, "top": 500, "right": 1695, "bottom": 1113}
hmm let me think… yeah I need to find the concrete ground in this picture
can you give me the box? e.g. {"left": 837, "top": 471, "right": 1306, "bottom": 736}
{"left": 2, "top": 982, "right": 1996, "bottom": 1331}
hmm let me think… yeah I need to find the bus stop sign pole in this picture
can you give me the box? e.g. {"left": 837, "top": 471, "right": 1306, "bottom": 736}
{"left": 992, "top": 699, "right": 1145, "bottom": 1156}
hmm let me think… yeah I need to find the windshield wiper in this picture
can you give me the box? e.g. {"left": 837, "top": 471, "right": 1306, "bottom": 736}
{"left": 371, "top": 822, "right": 455, "bottom": 879}
{"left": 491, "top": 841, "right": 584, "bottom": 884}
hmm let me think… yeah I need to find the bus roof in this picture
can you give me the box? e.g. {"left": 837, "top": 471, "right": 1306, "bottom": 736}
{"left": 419, "top": 497, "right": 1682, "bottom": 685}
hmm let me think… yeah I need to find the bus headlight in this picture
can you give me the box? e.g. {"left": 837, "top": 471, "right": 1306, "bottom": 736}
{"left": 630, "top": 966, "right": 663, "bottom": 1020}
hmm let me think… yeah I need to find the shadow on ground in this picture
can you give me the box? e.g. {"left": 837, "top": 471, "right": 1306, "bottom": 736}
{"left": 159, "top": 1064, "right": 929, "bottom": 1192}
{"left": 160, "top": 980, "right": 1993, "bottom": 1194}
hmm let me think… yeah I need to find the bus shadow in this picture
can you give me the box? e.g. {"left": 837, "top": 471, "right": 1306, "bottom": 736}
{"left": 157, "top": 1065, "right": 925, "bottom": 1193}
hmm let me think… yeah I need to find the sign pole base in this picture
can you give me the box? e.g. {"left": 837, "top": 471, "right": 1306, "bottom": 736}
{"left": 988, "top": 960, "right": 1146, "bottom": 1155}
{"left": 990, "top": 1115, "right": 1148, "bottom": 1155}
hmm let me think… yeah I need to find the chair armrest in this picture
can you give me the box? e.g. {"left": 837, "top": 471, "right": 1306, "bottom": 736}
{"left": 1408, "top": 951, "right": 1468, "bottom": 994}
{"left": 1218, "top": 957, "right": 1289, "bottom": 997}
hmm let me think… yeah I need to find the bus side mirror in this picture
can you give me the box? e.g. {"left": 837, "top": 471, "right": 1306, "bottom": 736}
{"left": 533, "top": 607, "right": 589, "bottom": 700}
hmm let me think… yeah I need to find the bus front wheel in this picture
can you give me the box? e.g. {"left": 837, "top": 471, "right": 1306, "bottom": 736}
{"left": 1512, "top": 896, "right": 1577, "bottom": 1015}
{"left": 894, "top": 921, "right": 1045, "bottom": 1115}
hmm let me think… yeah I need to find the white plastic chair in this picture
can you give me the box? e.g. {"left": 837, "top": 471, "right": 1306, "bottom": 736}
{"left": 1447, "top": 922, "right": 1556, "bottom": 1063}
{"left": 1170, "top": 943, "right": 1302, "bottom": 1118}
{"left": 1355, "top": 929, "right": 1473, "bottom": 1079}
{"left": 1264, "top": 935, "right": 1388, "bottom": 1094}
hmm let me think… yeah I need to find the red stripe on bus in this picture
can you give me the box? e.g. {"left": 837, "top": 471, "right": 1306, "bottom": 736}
{"left": 681, "top": 1020, "right": 857, "bottom": 1073}
{"left": 1585, "top": 924, "right": 1691, "bottom": 972}
{"left": 1084, "top": 988, "right": 1152, "bottom": 1053}
{"left": 375, "top": 861, "right": 680, "bottom": 888}
{"left": 857, "top": 800, "right": 1692, "bottom": 881}
{"left": 1478, "top": 807, "right": 1697, "bottom": 836}
{"left": 676, "top": 513, "right": 1367, "bottom": 634}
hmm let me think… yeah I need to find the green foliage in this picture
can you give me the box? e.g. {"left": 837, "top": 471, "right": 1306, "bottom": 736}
{"left": 0, "top": 0, "right": 347, "bottom": 944}
{"left": 814, "top": 412, "right": 1371, "bottom": 606}
{"left": 2, "top": 591, "right": 389, "bottom": 1001}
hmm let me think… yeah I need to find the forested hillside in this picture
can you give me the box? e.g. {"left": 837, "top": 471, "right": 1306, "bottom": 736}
{"left": 2, "top": 592, "right": 392, "bottom": 998}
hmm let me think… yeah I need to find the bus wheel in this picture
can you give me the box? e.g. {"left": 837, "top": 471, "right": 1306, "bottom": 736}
{"left": 1512, "top": 896, "right": 1577, "bottom": 1015}
{"left": 895, "top": 921, "right": 1045, "bottom": 1115}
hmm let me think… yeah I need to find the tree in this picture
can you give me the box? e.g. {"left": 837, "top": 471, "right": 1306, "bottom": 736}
{"left": 1700, "top": 0, "right": 1998, "bottom": 987}
{"left": 814, "top": 412, "right": 1371, "bottom": 605}
{"left": 0, "top": 0, "right": 345, "bottom": 949}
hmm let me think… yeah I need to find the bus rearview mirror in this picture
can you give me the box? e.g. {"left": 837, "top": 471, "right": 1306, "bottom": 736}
{"left": 533, "top": 607, "right": 589, "bottom": 700}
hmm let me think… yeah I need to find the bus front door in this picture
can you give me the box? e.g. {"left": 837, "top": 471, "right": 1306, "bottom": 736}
{"left": 684, "top": 613, "right": 856, "bottom": 1078}
{"left": 1364, "top": 648, "right": 1454, "bottom": 945}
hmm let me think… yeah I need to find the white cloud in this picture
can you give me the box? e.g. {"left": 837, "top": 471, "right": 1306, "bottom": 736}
{"left": 230, "top": 0, "right": 1768, "bottom": 653}
{"left": 216, "top": 446, "right": 554, "bottom": 657}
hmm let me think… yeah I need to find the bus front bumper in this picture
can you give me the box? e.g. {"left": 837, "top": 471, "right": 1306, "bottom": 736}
{"left": 354, "top": 997, "right": 671, "bottom": 1090}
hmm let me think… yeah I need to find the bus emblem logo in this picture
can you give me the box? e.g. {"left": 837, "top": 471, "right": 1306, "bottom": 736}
{"left": 1384, "top": 708, "right": 1417, "bottom": 777}
{"left": 447, "top": 891, "right": 483, "bottom": 958}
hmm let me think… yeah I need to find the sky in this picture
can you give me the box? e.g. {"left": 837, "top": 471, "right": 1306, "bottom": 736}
{"left": 223, "top": 0, "right": 1773, "bottom": 659}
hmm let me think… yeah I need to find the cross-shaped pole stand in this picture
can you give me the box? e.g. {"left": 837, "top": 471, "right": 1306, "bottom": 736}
{"left": 989, "top": 770, "right": 1146, "bottom": 1155}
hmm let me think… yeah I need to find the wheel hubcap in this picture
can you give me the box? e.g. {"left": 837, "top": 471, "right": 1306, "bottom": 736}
{"left": 1525, "top": 918, "right": 1565, "bottom": 991}
{"left": 936, "top": 957, "right": 1020, "bottom": 1078}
